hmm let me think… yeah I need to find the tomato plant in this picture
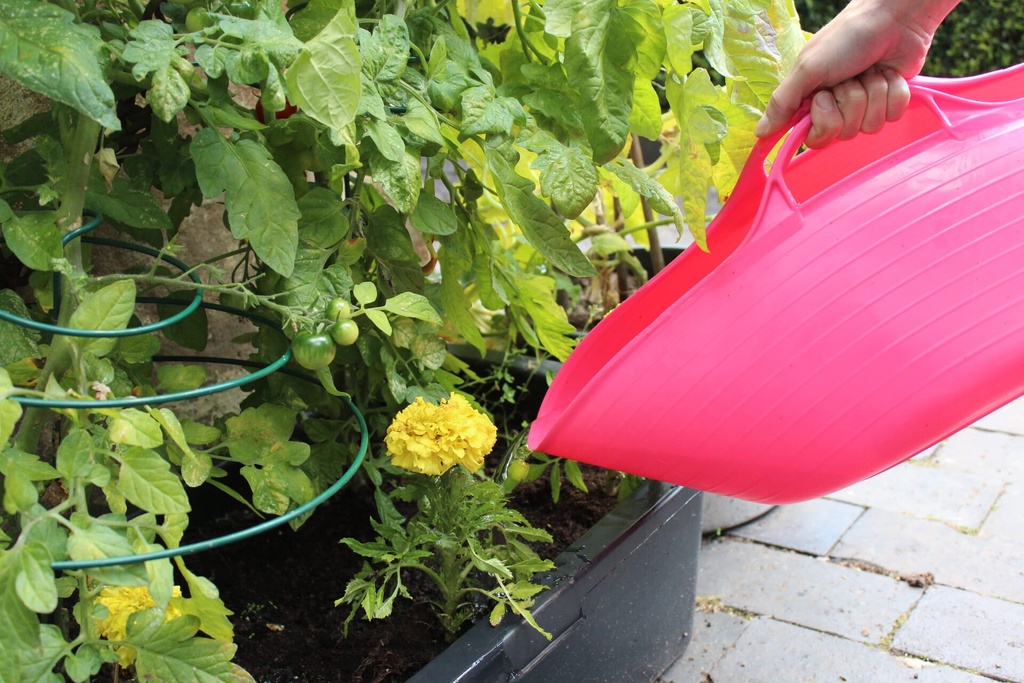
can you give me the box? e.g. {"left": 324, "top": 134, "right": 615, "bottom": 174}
{"left": 330, "top": 319, "right": 359, "bottom": 346}
{"left": 255, "top": 99, "right": 299, "bottom": 124}
{"left": 0, "top": 0, "right": 805, "bottom": 677}
{"left": 291, "top": 331, "right": 336, "bottom": 369}
{"left": 185, "top": 6, "right": 214, "bottom": 32}
{"left": 326, "top": 297, "right": 352, "bottom": 321}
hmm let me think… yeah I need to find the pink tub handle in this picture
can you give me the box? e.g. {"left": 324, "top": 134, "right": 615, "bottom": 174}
{"left": 764, "top": 72, "right": 1024, "bottom": 212}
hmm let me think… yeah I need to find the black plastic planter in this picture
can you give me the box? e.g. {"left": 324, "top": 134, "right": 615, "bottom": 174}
{"left": 408, "top": 481, "right": 703, "bottom": 683}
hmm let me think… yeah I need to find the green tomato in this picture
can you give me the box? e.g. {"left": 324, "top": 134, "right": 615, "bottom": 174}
{"left": 330, "top": 319, "right": 359, "bottom": 346}
{"left": 223, "top": 0, "right": 256, "bottom": 18}
{"left": 185, "top": 7, "right": 213, "bottom": 32}
{"left": 291, "top": 332, "right": 336, "bottom": 370}
{"left": 506, "top": 458, "right": 531, "bottom": 483}
{"left": 325, "top": 297, "right": 352, "bottom": 322}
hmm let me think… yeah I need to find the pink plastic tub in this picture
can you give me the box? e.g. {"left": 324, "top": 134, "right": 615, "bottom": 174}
{"left": 528, "top": 64, "right": 1024, "bottom": 503}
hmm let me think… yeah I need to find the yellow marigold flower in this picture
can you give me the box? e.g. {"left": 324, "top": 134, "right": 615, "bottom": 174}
{"left": 385, "top": 394, "right": 497, "bottom": 475}
{"left": 95, "top": 585, "right": 183, "bottom": 666}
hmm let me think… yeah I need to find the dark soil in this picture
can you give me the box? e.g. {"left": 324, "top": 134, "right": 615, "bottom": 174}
{"left": 142, "top": 465, "right": 618, "bottom": 683}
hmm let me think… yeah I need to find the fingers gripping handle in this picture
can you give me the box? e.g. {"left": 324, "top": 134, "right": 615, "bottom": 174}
{"left": 760, "top": 75, "right": 1024, "bottom": 208}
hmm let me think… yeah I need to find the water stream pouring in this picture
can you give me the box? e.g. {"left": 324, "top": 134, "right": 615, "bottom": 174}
{"left": 528, "top": 64, "right": 1024, "bottom": 504}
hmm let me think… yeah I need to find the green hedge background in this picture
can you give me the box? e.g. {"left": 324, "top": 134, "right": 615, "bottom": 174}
{"left": 794, "top": 0, "right": 1024, "bottom": 76}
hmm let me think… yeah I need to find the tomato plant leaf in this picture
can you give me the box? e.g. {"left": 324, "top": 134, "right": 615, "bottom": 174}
{"left": 663, "top": 69, "right": 730, "bottom": 249}
{"left": 410, "top": 193, "right": 458, "bottom": 236}
{"left": 544, "top": 0, "right": 584, "bottom": 38}
{"left": 180, "top": 421, "right": 222, "bottom": 447}
{"left": 117, "top": 447, "right": 191, "bottom": 515}
{"left": 277, "top": 191, "right": 353, "bottom": 310}
{"left": 703, "top": 0, "right": 803, "bottom": 107}
{"left": 360, "top": 14, "right": 409, "bottom": 96}
{"left": 620, "top": 0, "right": 667, "bottom": 79}
{"left": 86, "top": 176, "right": 173, "bottom": 231}
{"left": 0, "top": 0, "right": 118, "bottom": 129}
{"left": 131, "top": 614, "right": 252, "bottom": 683}
{"left": 0, "top": 554, "right": 41, "bottom": 679}
{"left": 363, "top": 145, "right": 421, "bottom": 215}
{"left": 179, "top": 447, "right": 214, "bottom": 488}
{"left": 0, "top": 381, "right": 22, "bottom": 450}
{"left": 353, "top": 282, "right": 377, "bottom": 306}
{"left": 241, "top": 462, "right": 311, "bottom": 515}
{"left": 483, "top": 141, "right": 595, "bottom": 277}
{"left": 562, "top": 0, "right": 637, "bottom": 164}
{"left": 121, "top": 21, "right": 191, "bottom": 123}
{"left": 67, "top": 281, "right": 136, "bottom": 358}
{"left": 524, "top": 133, "right": 598, "bottom": 219}
{"left": 287, "top": 0, "right": 345, "bottom": 42}
{"left": 663, "top": 3, "right": 696, "bottom": 75}
{"left": 109, "top": 409, "right": 164, "bottom": 449}
{"left": 505, "top": 273, "right": 577, "bottom": 361}
{"left": 66, "top": 517, "right": 147, "bottom": 585}
{"left": 0, "top": 289, "right": 41, "bottom": 366}
{"left": 2, "top": 211, "right": 61, "bottom": 272}
{"left": 400, "top": 97, "right": 445, "bottom": 147}
{"left": 520, "top": 63, "right": 584, "bottom": 132}
{"left": 713, "top": 93, "right": 762, "bottom": 201}
{"left": 364, "top": 309, "right": 392, "bottom": 335}
{"left": 191, "top": 128, "right": 300, "bottom": 276}
{"left": 217, "top": 14, "right": 304, "bottom": 73}
{"left": 364, "top": 205, "right": 424, "bottom": 293}
{"left": 381, "top": 292, "right": 441, "bottom": 325}
{"left": 409, "top": 332, "right": 447, "bottom": 372}
{"left": 1, "top": 466, "right": 36, "bottom": 516}
{"left": 603, "top": 157, "right": 687, "bottom": 242}
{"left": 56, "top": 428, "right": 109, "bottom": 485}
{"left": 438, "top": 260, "right": 485, "bottom": 356}
{"left": 157, "top": 290, "right": 209, "bottom": 352}
{"left": 460, "top": 85, "right": 526, "bottom": 136}
{"left": 629, "top": 80, "right": 663, "bottom": 141}
{"left": 20, "top": 624, "right": 65, "bottom": 683}
{"left": 152, "top": 409, "right": 209, "bottom": 485}
{"left": 297, "top": 186, "right": 350, "bottom": 248}
{"left": 224, "top": 404, "right": 298, "bottom": 464}
{"left": 363, "top": 118, "right": 406, "bottom": 163}
{"left": 285, "top": 5, "right": 361, "bottom": 137}
{"left": 15, "top": 541, "right": 56, "bottom": 614}
{"left": 156, "top": 365, "right": 208, "bottom": 393}
{"left": 175, "top": 566, "right": 235, "bottom": 644}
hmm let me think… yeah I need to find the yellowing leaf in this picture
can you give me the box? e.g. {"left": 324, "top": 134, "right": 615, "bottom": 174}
{"left": 109, "top": 409, "right": 164, "bottom": 449}
{"left": 285, "top": 5, "right": 361, "bottom": 135}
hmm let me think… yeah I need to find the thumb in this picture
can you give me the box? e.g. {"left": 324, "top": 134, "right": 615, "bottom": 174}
{"left": 756, "top": 82, "right": 808, "bottom": 137}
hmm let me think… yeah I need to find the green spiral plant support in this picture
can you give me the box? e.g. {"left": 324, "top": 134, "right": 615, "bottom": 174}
{"left": 0, "top": 214, "right": 368, "bottom": 570}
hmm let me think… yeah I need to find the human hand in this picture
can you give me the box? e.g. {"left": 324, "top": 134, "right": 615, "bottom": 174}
{"left": 756, "top": 0, "right": 958, "bottom": 148}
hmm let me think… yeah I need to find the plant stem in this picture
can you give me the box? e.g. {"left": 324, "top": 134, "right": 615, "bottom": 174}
{"left": 13, "top": 114, "right": 100, "bottom": 454}
{"left": 512, "top": 1, "right": 547, "bottom": 65}
{"left": 630, "top": 137, "right": 664, "bottom": 274}
{"left": 58, "top": 116, "right": 100, "bottom": 281}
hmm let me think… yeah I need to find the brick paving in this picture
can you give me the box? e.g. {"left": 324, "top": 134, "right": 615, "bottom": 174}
{"left": 662, "top": 399, "right": 1024, "bottom": 683}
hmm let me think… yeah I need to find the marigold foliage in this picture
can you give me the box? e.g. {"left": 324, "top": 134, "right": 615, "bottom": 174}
{"left": 384, "top": 394, "right": 497, "bottom": 475}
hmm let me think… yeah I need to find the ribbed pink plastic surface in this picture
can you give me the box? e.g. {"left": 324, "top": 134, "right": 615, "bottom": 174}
{"left": 528, "top": 65, "right": 1024, "bottom": 503}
